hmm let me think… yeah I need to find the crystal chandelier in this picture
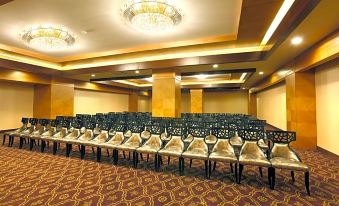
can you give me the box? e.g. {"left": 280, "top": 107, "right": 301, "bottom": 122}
{"left": 19, "top": 24, "right": 76, "bottom": 51}
{"left": 122, "top": 0, "right": 183, "bottom": 32}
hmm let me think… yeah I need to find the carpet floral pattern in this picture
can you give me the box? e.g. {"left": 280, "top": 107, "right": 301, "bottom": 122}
{"left": 0, "top": 139, "right": 338, "bottom": 206}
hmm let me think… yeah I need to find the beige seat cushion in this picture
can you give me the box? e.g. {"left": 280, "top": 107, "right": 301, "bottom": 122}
{"left": 205, "top": 135, "right": 217, "bottom": 145}
{"left": 230, "top": 135, "right": 243, "bottom": 147}
{"left": 158, "top": 136, "right": 183, "bottom": 157}
{"left": 270, "top": 157, "right": 309, "bottom": 171}
{"left": 182, "top": 138, "right": 208, "bottom": 160}
{"left": 88, "top": 132, "right": 109, "bottom": 147}
{"left": 116, "top": 133, "right": 142, "bottom": 151}
{"left": 239, "top": 141, "right": 271, "bottom": 167}
{"left": 137, "top": 135, "right": 162, "bottom": 154}
{"left": 258, "top": 139, "right": 269, "bottom": 150}
{"left": 100, "top": 132, "right": 124, "bottom": 149}
{"left": 209, "top": 139, "right": 237, "bottom": 162}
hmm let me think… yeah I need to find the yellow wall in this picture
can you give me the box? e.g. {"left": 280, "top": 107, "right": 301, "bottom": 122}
{"left": 257, "top": 82, "right": 287, "bottom": 130}
{"left": 138, "top": 96, "right": 152, "bottom": 112}
{"left": 0, "top": 81, "right": 34, "bottom": 130}
{"left": 203, "top": 91, "right": 248, "bottom": 114}
{"left": 74, "top": 89, "right": 129, "bottom": 114}
{"left": 315, "top": 59, "right": 339, "bottom": 155}
{"left": 181, "top": 93, "right": 190, "bottom": 113}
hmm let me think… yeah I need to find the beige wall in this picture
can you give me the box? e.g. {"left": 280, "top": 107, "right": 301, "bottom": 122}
{"left": 74, "top": 89, "right": 129, "bottom": 115}
{"left": 315, "top": 60, "right": 339, "bottom": 155}
{"left": 0, "top": 81, "right": 34, "bottom": 130}
{"left": 138, "top": 96, "right": 152, "bottom": 112}
{"left": 203, "top": 90, "right": 248, "bottom": 114}
{"left": 257, "top": 82, "right": 287, "bottom": 130}
{"left": 181, "top": 93, "right": 190, "bottom": 113}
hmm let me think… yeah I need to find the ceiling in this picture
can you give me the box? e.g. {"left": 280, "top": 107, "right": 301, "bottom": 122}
{"left": 0, "top": 0, "right": 338, "bottom": 91}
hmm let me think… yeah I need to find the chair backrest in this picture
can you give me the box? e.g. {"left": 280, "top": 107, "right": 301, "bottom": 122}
{"left": 266, "top": 130, "right": 296, "bottom": 144}
{"left": 99, "top": 122, "right": 111, "bottom": 131}
{"left": 213, "top": 127, "right": 235, "bottom": 139}
{"left": 128, "top": 124, "right": 143, "bottom": 133}
{"left": 188, "top": 127, "right": 209, "bottom": 138}
{"left": 29, "top": 118, "right": 38, "bottom": 125}
{"left": 150, "top": 125, "right": 165, "bottom": 135}
{"left": 239, "top": 129, "right": 265, "bottom": 141}
{"left": 21, "top": 118, "right": 29, "bottom": 124}
{"left": 83, "top": 121, "right": 95, "bottom": 130}
{"left": 168, "top": 126, "right": 186, "bottom": 137}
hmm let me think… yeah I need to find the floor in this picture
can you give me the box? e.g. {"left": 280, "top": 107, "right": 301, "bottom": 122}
{"left": 0, "top": 137, "right": 338, "bottom": 206}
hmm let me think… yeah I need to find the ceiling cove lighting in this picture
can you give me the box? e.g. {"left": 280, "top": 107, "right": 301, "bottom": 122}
{"left": 19, "top": 24, "right": 76, "bottom": 51}
{"left": 259, "top": 71, "right": 264, "bottom": 75}
{"left": 196, "top": 74, "right": 208, "bottom": 80}
{"left": 240, "top": 73, "right": 247, "bottom": 82}
{"left": 260, "top": 0, "right": 295, "bottom": 46}
{"left": 213, "top": 64, "right": 219, "bottom": 68}
{"left": 291, "top": 36, "right": 303, "bottom": 45}
{"left": 122, "top": 0, "right": 183, "bottom": 32}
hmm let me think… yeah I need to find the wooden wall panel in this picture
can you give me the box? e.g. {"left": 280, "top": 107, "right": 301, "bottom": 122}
{"left": 286, "top": 71, "right": 317, "bottom": 149}
{"left": 248, "top": 92, "right": 257, "bottom": 116}
{"left": 33, "top": 85, "right": 51, "bottom": 118}
{"left": 190, "top": 89, "right": 203, "bottom": 113}
{"left": 129, "top": 92, "right": 138, "bottom": 112}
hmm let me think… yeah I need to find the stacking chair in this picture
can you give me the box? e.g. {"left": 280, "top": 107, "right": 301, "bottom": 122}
{"left": 229, "top": 122, "right": 243, "bottom": 153}
{"left": 27, "top": 119, "right": 49, "bottom": 150}
{"left": 39, "top": 120, "right": 58, "bottom": 152}
{"left": 158, "top": 126, "right": 185, "bottom": 175}
{"left": 115, "top": 124, "right": 143, "bottom": 168}
{"left": 100, "top": 123, "right": 126, "bottom": 164}
{"left": 181, "top": 127, "right": 210, "bottom": 178}
{"left": 58, "top": 120, "right": 82, "bottom": 157}
{"left": 208, "top": 127, "right": 238, "bottom": 181}
{"left": 238, "top": 129, "right": 272, "bottom": 186}
{"left": 88, "top": 122, "right": 111, "bottom": 162}
{"left": 136, "top": 125, "right": 164, "bottom": 171}
{"left": 266, "top": 131, "right": 310, "bottom": 195}
{"left": 73, "top": 121, "right": 96, "bottom": 159}
{"left": 49, "top": 120, "right": 71, "bottom": 155}
{"left": 3, "top": 118, "right": 28, "bottom": 146}
{"left": 16, "top": 118, "right": 38, "bottom": 148}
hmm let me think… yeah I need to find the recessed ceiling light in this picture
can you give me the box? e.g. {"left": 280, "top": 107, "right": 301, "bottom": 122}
{"left": 91, "top": 74, "right": 95, "bottom": 77}
{"left": 242, "top": 87, "right": 246, "bottom": 90}
{"left": 291, "top": 36, "right": 303, "bottom": 45}
{"left": 135, "top": 70, "right": 140, "bottom": 74}
{"left": 259, "top": 71, "right": 264, "bottom": 75}
{"left": 213, "top": 64, "right": 219, "bottom": 68}
{"left": 81, "top": 30, "right": 88, "bottom": 35}
{"left": 196, "top": 74, "right": 208, "bottom": 80}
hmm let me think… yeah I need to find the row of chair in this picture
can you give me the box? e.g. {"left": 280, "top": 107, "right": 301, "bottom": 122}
{"left": 2, "top": 114, "right": 310, "bottom": 195}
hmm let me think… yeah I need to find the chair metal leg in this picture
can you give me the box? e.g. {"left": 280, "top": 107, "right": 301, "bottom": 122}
{"left": 123, "top": 151, "right": 126, "bottom": 159}
{"left": 271, "top": 168, "right": 276, "bottom": 189}
{"left": 53, "top": 142, "right": 57, "bottom": 155}
{"left": 66, "top": 144, "right": 70, "bottom": 157}
{"left": 155, "top": 154, "right": 158, "bottom": 171}
{"left": 305, "top": 171, "right": 310, "bottom": 195}
{"left": 259, "top": 167, "right": 263, "bottom": 177}
{"left": 230, "top": 163, "right": 233, "bottom": 173}
{"left": 189, "top": 159, "right": 193, "bottom": 168}
{"left": 29, "top": 139, "right": 34, "bottom": 151}
{"left": 91, "top": 147, "right": 95, "bottom": 154}
{"left": 208, "top": 160, "right": 212, "bottom": 178}
{"left": 2, "top": 135, "right": 6, "bottom": 145}
{"left": 291, "top": 171, "right": 295, "bottom": 182}
{"left": 140, "top": 153, "right": 143, "bottom": 161}
{"left": 8, "top": 136, "right": 12, "bottom": 147}
{"left": 96, "top": 148, "right": 101, "bottom": 162}
{"left": 235, "top": 163, "right": 238, "bottom": 183}
{"left": 81, "top": 145, "right": 85, "bottom": 159}
{"left": 41, "top": 140, "right": 45, "bottom": 153}
{"left": 213, "top": 161, "right": 217, "bottom": 171}
{"left": 238, "top": 164, "right": 244, "bottom": 184}
{"left": 113, "top": 149, "right": 118, "bottom": 165}
{"left": 167, "top": 156, "right": 170, "bottom": 165}
{"left": 204, "top": 160, "right": 209, "bottom": 179}
{"left": 147, "top": 154, "right": 149, "bottom": 162}
{"left": 106, "top": 149, "right": 110, "bottom": 157}
{"left": 179, "top": 157, "right": 184, "bottom": 176}
{"left": 268, "top": 167, "right": 272, "bottom": 187}
{"left": 19, "top": 137, "right": 24, "bottom": 149}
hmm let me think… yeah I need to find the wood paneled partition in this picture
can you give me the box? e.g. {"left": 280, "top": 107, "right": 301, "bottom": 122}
{"left": 286, "top": 71, "right": 317, "bottom": 149}
{"left": 190, "top": 89, "right": 203, "bottom": 113}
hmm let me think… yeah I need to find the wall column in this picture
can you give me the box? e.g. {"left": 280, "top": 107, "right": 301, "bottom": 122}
{"left": 190, "top": 89, "right": 203, "bottom": 113}
{"left": 152, "top": 70, "right": 181, "bottom": 117}
{"left": 33, "top": 78, "right": 74, "bottom": 119}
{"left": 128, "top": 91, "right": 138, "bottom": 112}
{"left": 286, "top": 71, "right": 317, "bottom": 149}
{"left": 248, "top": 91, "right": 257, "bottom": 116}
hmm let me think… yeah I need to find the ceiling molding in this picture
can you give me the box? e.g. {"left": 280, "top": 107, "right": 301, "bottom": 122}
{"left": 0, "top": 0, "right": 13, "bottom": 6}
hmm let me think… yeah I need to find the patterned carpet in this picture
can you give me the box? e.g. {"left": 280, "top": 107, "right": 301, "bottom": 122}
{"left": 0, "top": 137, "right": 338, "bottom": 206}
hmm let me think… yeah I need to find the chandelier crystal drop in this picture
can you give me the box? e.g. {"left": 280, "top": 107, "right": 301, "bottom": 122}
{"left": 19, "top": 24, "right": 76, "bottom": 51}
{"left": 122, "top": 0, "right": 183, "bottom": 32}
